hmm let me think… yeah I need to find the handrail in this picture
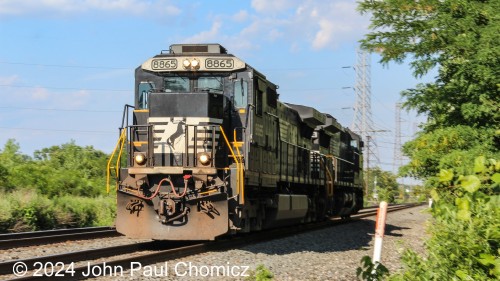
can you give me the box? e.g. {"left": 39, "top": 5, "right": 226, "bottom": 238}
{"left": 106, "top": 129, "right": 126, "bottom": 194}
{"left": 219, "top": 126, "right": 243, "bottom": 204}
{"left": 233, "top": 129, "right": 245, "bottom": 204}
{"left": 107, "top": 105, "right": 135, "bottom": 194}
{"left": 318, "top": 155, "right": 334, "bottom": 197}
{"left": 326, "top": 154, "right": 354, "bottom": 165}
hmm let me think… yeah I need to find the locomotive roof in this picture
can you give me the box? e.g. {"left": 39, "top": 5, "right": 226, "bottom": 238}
{"left": 285, "top": 103, "right": 326, "bottom": 128}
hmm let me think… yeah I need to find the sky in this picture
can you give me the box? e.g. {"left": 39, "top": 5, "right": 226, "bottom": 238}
{"left": 0, "top": 0, "right": 430, "bottom": 173}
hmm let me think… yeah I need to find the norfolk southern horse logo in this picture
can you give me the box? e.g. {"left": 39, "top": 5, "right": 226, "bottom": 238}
{"left": 126, "top": 200, "right": 144, "bottom": 216}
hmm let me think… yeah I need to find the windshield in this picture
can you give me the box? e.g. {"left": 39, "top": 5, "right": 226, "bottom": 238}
{"left": 163, "top": 76, "right": 224, "bottom": 93}
{"left": 197, "top": 77, "right": 223, "bottom": 93}
{"left": 164, "top": 77, "right": 189, "bottom": 92}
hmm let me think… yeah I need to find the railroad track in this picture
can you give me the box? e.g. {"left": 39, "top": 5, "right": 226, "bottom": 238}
{"left": 0, "top": 203, "right": 422, "bottom": 280}
{"left": 0, "top": 227, "right": 120, "bottom": 250}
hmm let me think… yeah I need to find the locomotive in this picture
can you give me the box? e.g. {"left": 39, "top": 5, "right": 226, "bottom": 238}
{"left": 109, "top": 44, "right": 364, "bottom": 240}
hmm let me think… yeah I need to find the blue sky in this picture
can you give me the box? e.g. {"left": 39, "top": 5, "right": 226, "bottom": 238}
{"left": 0, "top": 0, "right": 429, "bottom": 172}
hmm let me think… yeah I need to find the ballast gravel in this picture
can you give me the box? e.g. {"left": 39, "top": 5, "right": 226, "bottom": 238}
{"left": 95, "top": 205, "right": 430, "bottom": 281}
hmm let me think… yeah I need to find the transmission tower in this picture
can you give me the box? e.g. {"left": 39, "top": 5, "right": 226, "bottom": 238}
{"left": 393, "top": 102, "right": 404, "bottom": 174}
{"left": 351, "top": 49, "right": 381, "bottom": 196}
{"left": 352, "top": 49, "right": 379, "bottom": 167}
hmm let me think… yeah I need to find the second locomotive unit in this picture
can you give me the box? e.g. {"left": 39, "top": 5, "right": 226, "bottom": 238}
{"left": 111, "top": 44, "right": 364, "bottom": 240}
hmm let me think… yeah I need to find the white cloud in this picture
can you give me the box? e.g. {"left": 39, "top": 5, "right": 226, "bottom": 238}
{"left": 232, "top": 10, "right": 249, "bottom": 22}
{"left": 181, "top": 1, "right": 367, "bottom": 54}
{"left": 62, "top": 90, "right": 91, "bottom": 108}
{"left": 31, "top": 87, "right": 51, "bottom": 100}
{"left": 0, "top": 75, "right": 20, "bottom": 85}
{"left": 288, "top": 1, "right": 368, "bottom": 49}
{"left": 251, "top": 0, "right": 299, "bottom": 14}
{"left": 0, "top": 0, "right": 181, "bottom": 17}
{"left": 183, "top": 20, "right": 222, "bottom": 43}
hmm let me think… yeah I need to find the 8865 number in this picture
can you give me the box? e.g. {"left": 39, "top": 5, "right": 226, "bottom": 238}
{"left": 151, "top": 59, "right": 177, "bottom": 70}
{"left": 205, "top": 58, "right": 233, "bottom": 69}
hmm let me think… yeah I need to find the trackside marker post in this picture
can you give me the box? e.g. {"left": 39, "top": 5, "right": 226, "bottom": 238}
{"left": 373, "top": 201, "right": 388, "bottom": 264}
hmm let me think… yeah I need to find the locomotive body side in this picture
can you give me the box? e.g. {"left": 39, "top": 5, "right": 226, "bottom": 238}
{"left": 113, "top": 44, "right": 363, "bottom": 240}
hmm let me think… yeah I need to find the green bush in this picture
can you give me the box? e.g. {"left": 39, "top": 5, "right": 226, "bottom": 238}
{"left": 246, "top": 264, "right": 274, "bottom": 281}
{"left": 357, "top": 256, "right": 389, "bottom": 281}
{"left": 0, "top": 190, "right": 116, "bottom": 233}
{"left": 391, "top": 157, "right": 500, "bottom": 280}
{"left": 53, "top": 196, "right": 116, "bottom": 228}
{"left": 0, "top": 189, "right": 57, "bottom": 232}
{"left": 0, "top": 140, "right": 116, "bottom": 233}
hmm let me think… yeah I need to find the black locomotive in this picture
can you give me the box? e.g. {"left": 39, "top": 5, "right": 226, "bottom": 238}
{"left": 109, "top": 44, "right": 364, "bottom": 240}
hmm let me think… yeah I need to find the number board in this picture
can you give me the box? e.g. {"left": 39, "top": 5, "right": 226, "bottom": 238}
{"left": 205, "top": 58, "right": 234, "bottom": 69}
{"left": 142, "top": 56, "right": 245, "bottom": 72}
{"left": 151, "top": 59, "right": 177, "bottom": 70}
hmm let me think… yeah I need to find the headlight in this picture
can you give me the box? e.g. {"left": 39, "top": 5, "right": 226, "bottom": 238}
{"left": 134, "top": 153, "right": 146, "bottom": 165}
{"left": 183, "top": 59, "right": 191, "bottom": 69}
{"left": 191, "top": 59, "right": 200, "bottom": 69}
{"left": 198, "top": 152, "right": 211, "bottom": 166}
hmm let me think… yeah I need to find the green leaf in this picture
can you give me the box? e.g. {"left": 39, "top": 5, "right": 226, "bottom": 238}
{"left": 491, "top": 173, "right": 500, "bottom": 184}
{"left": 439, "top": 169, "right": 454, "bottom": 182}
{"left": 430, "top": 189, "right": 440, "bottom": 202}
{"left": 474, "top": 156, "right": 486, "bottom": 173}
{"left": 456, "top": 209, "right": 471, "bottom": 221}
{"left": 461, "top": 175, "right": 481, "bottom": 193}
{"left": 477, "top": 253, "right": 495, "bottom": 266}
{"left": 493, "top": 258, "right": 500, "bottom": 278}
{"left": 456, "top": 197, "right": 470, "bottom": 212}
{"left": 455, "top": 270, "right": 471, "bottom": 280}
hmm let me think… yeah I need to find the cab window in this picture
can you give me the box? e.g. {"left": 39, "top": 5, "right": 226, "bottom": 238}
{"left": 138, "top": 81, "right": 154, "bottom": 109}
{"left": 198, "top": 77, "right": 223, "bottom": 93}
{"left": 164, "top": 77, "right": 189, "bottom": 92}
{"left": 233, "top": 80, "right": 248, "bottom": 108}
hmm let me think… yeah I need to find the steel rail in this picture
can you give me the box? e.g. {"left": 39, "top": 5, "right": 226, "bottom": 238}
{"left": 1, "top": 203, "right": 423, "bottom": 280}
{"left": 0, "top": 228, "right": 120, "bottom": 250}
{"left": 0, "top": 227, "right": 115, "bottom": 240}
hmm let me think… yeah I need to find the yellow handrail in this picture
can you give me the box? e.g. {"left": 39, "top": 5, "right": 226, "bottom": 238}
{"left": 106, "top": 129, "right": 126, "bottom": 194}
{"left": 234, "top": 129, "right": 244, "bottom": 204}
{"left": 219, "top": 126, "right": 244, "bottom": 204}
{"left": 322, "top": 155, "right": 335, "bottom": 197}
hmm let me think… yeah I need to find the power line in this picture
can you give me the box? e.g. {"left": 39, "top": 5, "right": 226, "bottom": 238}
{"left": 0, "top": 84, "right": 130, "bottom": 93}
{"left": 0, "top": 60, "right": 353, "bottom": 73}
{"left": 0, "top": 61, "right": 132, "bottom": 70}
{"left": 0, "top": 106, "right": 121, "bottom": 113}
{"left": 0, "top": 127, "right": 115, "bottom": 135}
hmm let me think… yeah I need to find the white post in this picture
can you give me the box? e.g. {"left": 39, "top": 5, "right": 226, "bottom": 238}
{"left": 373, "top": 201, "right": 388, "bottom": 264}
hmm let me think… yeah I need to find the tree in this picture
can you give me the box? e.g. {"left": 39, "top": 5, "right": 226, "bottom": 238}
{"left": 0, "top": 139, "right": 30, "bottom": 168}
{"left": 367, "top": 167, "right": 399, "bottom": 203}
{"left": 358, "top": 0, "right": 500, "bottom": 178}
{"left": 358, "top": 2, "right": 500, "bottom": 279}
{"left": 33, "top": 141, "right": 108, "bottom": 197}
{"left": 0, "top": 139, "right": 31, "bottom": 190}
{"left": 0, "top": 139, "right": 109, "bottom": 197}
